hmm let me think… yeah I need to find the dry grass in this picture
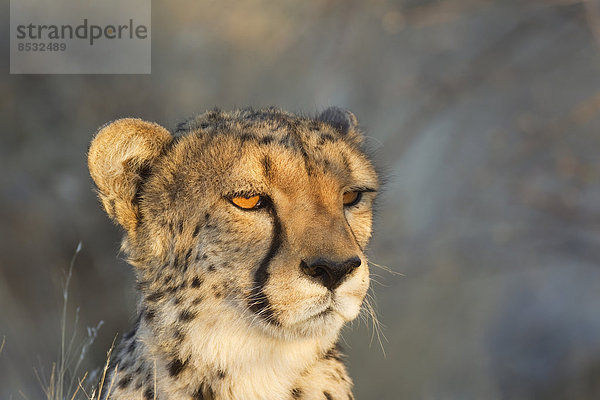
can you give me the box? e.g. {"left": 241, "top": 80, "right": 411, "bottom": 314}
{"left": 33, "top": 242, "right": 108, "bottom": 400}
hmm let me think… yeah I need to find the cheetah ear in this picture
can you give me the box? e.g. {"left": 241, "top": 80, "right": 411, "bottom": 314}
{"left": 317, "top": 107, "right": 361, "bottom": 140}
{"left": 88, "top": 118, "right": 172, "bottom": 233}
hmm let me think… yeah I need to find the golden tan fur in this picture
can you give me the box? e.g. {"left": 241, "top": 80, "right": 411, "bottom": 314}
{"left": 88, "top": 108, "right": 378, "bottom": 400}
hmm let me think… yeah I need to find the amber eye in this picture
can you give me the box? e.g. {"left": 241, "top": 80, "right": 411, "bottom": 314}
{"left": 231, "top": 195, "right": 262, "bottom": 209}
{"left": 342, "top": 191, "right": 362, "bottom": 207}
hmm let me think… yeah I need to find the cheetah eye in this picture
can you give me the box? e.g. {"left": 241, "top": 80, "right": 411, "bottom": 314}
{"left": 342, "top": 191, "right": 362, "bottom": 207}
{"left": 231, "top": 195, "right": 262, "bottom": 210}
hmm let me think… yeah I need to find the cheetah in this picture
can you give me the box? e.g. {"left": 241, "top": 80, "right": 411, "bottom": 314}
{"left": 88, "top": 107, "right": 379, "bottom": 400}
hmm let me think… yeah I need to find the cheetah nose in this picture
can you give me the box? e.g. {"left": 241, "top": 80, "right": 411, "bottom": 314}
{"left": 300, "top": 256, "right": 362, "bottom": 291}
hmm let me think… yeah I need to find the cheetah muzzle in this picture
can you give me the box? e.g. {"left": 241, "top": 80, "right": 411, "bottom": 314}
{"left": 88, "top": 107, "right": 379, "bottom": 400}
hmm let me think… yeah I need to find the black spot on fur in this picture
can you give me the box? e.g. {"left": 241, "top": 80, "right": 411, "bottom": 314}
{"left": 335, "top": 367, "right": 346, "bottom": 379}
{"left": 173, "top": 254, "right": 181, "bottom": 268}
{"left": 300, "top": 147, "right": 314, "bottom": 176}
{"left": 179, "top": 309, "right": 197, "bottom": 322}
{"left": 192, "top": 296, "right": 203, "bottom": 305}
{"left": 259, "top": 136, "right": 274, "bottom": 145}
{"left": 144, "top": 308, "right": 156, "bottom": 323}
{"left": 324, "top": 347, "right": 342, "bottom": 362}
{"left": 193, "top": 385, "right": 204, "bottom": 400}
{"left": 120, "top": 359, "right": 132, "bottom": 370}
{"left": 193, "top": 383, "right": 214, "bottom": 400}
{"left": 175, "top": 254, "right": 188, "bottom": 272}
{"left": 262, "top": 155, "right": 272, "bottom": 178}
{"left": 123, "top": 316, "right": 139, "bottom": 340}
{"left": 146, "top": 291, "right": 164, "bottom": 303}
{"left": 117, "top": 375, "right": 132, "bottom": 389}
{"left": 208, "top": 264, "right": 215, "bottom": 272}
{"left": 166, "top": 285, "right": 178, "bottom": 294}
{"left": 287, "top": 118, "right": 301, "bottom": 135}
{"left": 239, "top": 133, "right": 256, "bottom": 142}
{"left": 212, "top": 283, "right": 223, "bottom": 298}
{"left": 173, "top": 328, "right": 185, "bottom": 343}
{"left": 321, "top": 133, "right": 335, "bottom": 143}
{"left": 217, "top": 369, "right": 226, "bottom": 379}
{"left": 323, "top": 391, "right": 333, "bottom": 400}
{"left": 291, "top": 387, "right": 302, "bottom": 398}
{"left": 193, "top": 224, "right": 201, "bottom": 237}
{"left": 205, "top": 212, "right": 210, "bottom": 222}
{"left": 143, "top": 387, "right": 154, "bottom": 400}
{"left": 185, "top": 248, "right": 193, "bottom": 262}
{"left": 191, "top": 277, "right": 203, "bottom": 287}
{"left": 278, "top": 135, "right": 295, "bottom": 149}
{"left": 128, "top": 339, "right": 136, "bottom": 354}
{"left": 167, "top": 358, "right": 187, "bottom": 377}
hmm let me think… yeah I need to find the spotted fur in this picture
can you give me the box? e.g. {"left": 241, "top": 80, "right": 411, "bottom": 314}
{"left": 88, "top": 107, "right": 378, "bottom": 399}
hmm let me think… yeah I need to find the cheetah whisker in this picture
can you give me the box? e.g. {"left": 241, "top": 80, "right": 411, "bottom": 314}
{"left": 248, "top": 306, "right": 271, "bottom": 329}
{"left": 368, "top": 260, "right": 403, "bottom": 276}
{"left": 362, "top": 134, "right": 385, "bottom": 149}
{"left": 364, "top": 292, "right": 387, "bottom": 357}
{"left": 369, "top": 275, "right": 389, "bottom": 288}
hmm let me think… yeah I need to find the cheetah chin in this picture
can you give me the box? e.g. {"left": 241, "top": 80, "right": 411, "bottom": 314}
{"left": 88, "top": 107, "right": 379, "bottom": 400}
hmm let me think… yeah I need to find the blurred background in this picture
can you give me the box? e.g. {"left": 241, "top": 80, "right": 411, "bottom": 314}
{"left": 2, "top": 0, "right": 600, "bottom": 398}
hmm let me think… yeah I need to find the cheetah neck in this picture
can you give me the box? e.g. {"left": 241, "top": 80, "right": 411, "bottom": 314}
{"left": 116, "top": 302, "right": 340, "bottom": 400}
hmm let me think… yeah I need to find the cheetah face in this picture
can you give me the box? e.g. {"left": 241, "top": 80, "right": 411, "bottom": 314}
{"left": 191, "top": 139, "right": 378, "bottom": 339}
{"left": 89, "top": 108, "right": 378, "bottom": 340}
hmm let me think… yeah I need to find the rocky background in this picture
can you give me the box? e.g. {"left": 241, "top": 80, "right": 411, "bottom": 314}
{"left": 2, "top": 0, "right": 600, "bottom": 399}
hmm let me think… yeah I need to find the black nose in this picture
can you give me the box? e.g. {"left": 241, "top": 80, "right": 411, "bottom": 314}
{"left": 300, "top": 256, "right": 362, "bottom": 291}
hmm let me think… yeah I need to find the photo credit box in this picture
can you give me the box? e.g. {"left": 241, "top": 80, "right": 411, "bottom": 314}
{"left": 10, "top": 0, "right": 151, "bottom": 74}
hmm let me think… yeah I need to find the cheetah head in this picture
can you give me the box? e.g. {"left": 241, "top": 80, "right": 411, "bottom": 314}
{"left": 89, "top": 108, "right": 378, "bottom": 341}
